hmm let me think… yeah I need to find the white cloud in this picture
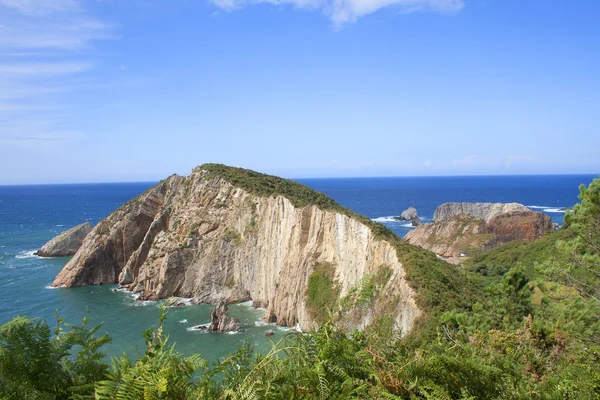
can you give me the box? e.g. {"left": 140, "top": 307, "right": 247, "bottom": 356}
{"left": 209, "top": 0, "right": 464, "bottom": 25}
{"left": 0, "top": 62, "right": 93, "bottom": 76}
{"left": 452, "top": 154, "right": 477, "bottom": 165}
{"left": 0, "top": 0, "right": 113, "bottom": 143}
{"left": 0, "top": 0, "right": 80, "bottom": 15}
{"left": 0, "top": 132, "right": 83, "bottom": 142}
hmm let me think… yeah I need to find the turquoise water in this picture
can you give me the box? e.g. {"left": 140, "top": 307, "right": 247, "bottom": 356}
{"left": 0, "top": 175, "right": 596, "bottom": 361}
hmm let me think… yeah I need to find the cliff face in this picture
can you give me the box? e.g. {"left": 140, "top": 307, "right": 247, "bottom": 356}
{"left": 52, "top": 167, "right": 420, "bottom": 332}
{"left": 36, "top": 222, "right": 93, "bottom": 257}
{"left": 406, "top": 204, "right": 554, "bottom": 261}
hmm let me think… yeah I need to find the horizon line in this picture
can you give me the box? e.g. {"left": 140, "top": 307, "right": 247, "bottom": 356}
{"left": 1, "top": 171, "right": 598, "bottom": 187}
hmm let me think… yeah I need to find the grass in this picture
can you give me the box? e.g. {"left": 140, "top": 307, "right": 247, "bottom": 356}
{"left": 222, "top": 227, "right": 242, "bottom": 245}
{"left": 306, "top": 262, "right": 340, "bottom": 324}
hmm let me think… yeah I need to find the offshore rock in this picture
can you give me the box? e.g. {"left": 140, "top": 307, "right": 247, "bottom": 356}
{"left": 51, "top": 165, "right": 421, "bottom": 333}
{"left": 394, "top": 207, "right": 419, "bottom": 221}
{"left": 36, "top": 222, "right": 93, "bottom": 257}
{"left": 208, "top": 302, "right": 242, "bottom": 333}
{"left": 393, "top": 207, "right": 422, "bottom": 226}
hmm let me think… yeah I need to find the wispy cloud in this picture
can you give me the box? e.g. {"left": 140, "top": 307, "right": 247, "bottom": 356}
{"left": 0, "top": 0, "right": 80, "bottom": 15}
{"left": 0, "top": 62, "right": 93, "bottom": 76}
{"left": 209, "top": 0, "right": 464, "bottom": 26}
{"left": 452, "top": 154, "right": 535, "bottom": 169}
{"left": 0, "top": 132, "right": 83, "bottom": 142}
{"left": 0, "top": 0, "right": 113, "bottom": 144}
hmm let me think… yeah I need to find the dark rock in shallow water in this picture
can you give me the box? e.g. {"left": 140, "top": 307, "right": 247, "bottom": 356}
{"left": 208, "top": 301, "right": 243, "bottom": 333}
{"left": 36, "top": 222, "right": 93, "bottom": 257}
{"left": 264, "top": 329, "right": 275, "bottom": 337}
{"left": 166, "top": 297, "right": 187, "bottom": 307}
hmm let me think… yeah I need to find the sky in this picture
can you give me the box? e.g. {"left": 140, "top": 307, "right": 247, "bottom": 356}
{"left": 0, "top": 0, "right": 599, "bottom": 184}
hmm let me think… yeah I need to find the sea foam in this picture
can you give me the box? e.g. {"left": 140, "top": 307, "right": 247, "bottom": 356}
{"left": 527, "top": 205, "right": 567, "bottom": 213}
{"left": 15, "top": 250, "right": 38, "bottom": 259}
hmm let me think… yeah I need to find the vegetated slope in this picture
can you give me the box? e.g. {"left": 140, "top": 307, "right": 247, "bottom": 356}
{"left": 465, "top": 228, "right": 575, "bottom": 278}
{"left": 52, "top": 164, "right": 481, "bottom": 334}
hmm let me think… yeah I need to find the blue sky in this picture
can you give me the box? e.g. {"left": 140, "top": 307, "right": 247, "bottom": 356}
{"left": 0, "top": 0, "right": 598, "bottom": 184}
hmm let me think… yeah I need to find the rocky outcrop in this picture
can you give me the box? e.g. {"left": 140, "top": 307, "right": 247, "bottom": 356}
{"left": 207, "top": 302, "right": 242, "bottom": 332}
{"left": 36, "top": 222, "right": 93, "bottom": 257}
{"left": 434, "top": 202, "right": 530, "bottom": 223}
{"left": 405, "top": 215, "right": 491, "bottom": 259}
{"left": 51, "top": 165, "right": 422, "bottom": 333}
{"left": 393, "top": 207, "right": 422, "bottom": 226}
{"left": 406, "top": 204, "right": 554, "bottom": 262}
{"left": 395, "top": 207, "right": 418, "bottom": 221}
{"left": 487, "top": 211, "right": 555, "bottom": 243}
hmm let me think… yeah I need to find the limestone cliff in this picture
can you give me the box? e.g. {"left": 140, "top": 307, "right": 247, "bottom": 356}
{"left": 36, "top": 222, "right": 93, "bottom": 257}
{"left": 52, "top": 165, "right": 426, "bottom": 333}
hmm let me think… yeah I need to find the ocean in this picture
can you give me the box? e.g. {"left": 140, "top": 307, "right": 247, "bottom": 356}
{"left": 0, "top": 174, "right": 596, "bottom": 361}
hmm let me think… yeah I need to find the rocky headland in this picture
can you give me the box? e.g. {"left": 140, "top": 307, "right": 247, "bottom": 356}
{"left": 406, "top": 202, "right": 554, "bottom": 262}
{"left": 36, "top": 222, "right": 93, "bottom": 257}
{"left": 50, "top": 164, "right": 457, "bottom": 333}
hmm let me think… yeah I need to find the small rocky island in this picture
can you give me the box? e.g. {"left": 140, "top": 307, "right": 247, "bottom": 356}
{"left": 393, "top": 207, "right": 421, "bottom": 226}
{"left": 36, "top": 222, "right": 93, "bottom": 257}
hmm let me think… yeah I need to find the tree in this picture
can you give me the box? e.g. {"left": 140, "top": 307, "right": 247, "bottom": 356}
{"left": 543, "top": 177, "right": 600, "bottom": 303}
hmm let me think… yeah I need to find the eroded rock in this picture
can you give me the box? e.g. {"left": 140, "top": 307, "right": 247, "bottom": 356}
{"left": 406, "top": 203, "right": 554, "bottom": 261}
{"left": 208, "top": 302, "right": 242, "bottom": 333}
{"left": 433, "top": 202, "right": 530, "bottom": 223}
{"left": 36, "top": 222, "right": 93, "bottom": 257}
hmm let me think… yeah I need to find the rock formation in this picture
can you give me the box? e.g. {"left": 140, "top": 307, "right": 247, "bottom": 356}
{"left": 406, "top": 203, "right": 554, "bottom": 261}
{"left": 51, "top": 165, "right": 424, "bottom": 333}
{"left": 433, "top": 202, "right": 530, "bottom": 223}
{"left": 36, "top": 222, "right": 93, "bottom": 257}
{"left": 208, "top": 302, "right": 242, "bottom": 333}
{"left": 393, "top": 207, "right": 422, "bottom": 226}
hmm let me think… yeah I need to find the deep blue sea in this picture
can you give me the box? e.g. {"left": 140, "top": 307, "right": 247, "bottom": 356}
{"left": 0, "top": 174, "right": 596, "bottom": 361}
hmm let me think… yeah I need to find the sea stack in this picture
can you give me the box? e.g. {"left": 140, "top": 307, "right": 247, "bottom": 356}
{"left": 207, "top": 302, "right": 242, "bottom": 333}
{"left": 393, "top": 207, "right": 422, "bottom": 226}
